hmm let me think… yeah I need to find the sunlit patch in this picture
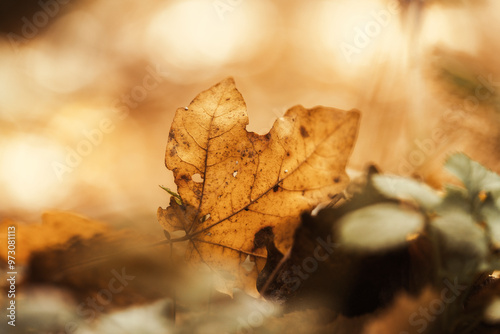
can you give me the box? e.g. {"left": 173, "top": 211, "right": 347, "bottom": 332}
{"left": 293, "top": 0, "right": 406, "bottom": 79}
{"left": 294, "top": 0, "right": 478, "bottom": 83}
{"left": 48, "top": 105, "right": 114, "bottom": 140}
{"left": 420, "top": 5, "right": 478, "bottom": 54}
{"left": 0, "top": 135, "right": 67, "bottom": 210}
{"left": 146, "top": 0, "right": 279, "bottom": 81}
{"left": 405, "top": 232, "right": 420, "bottom": 242}
{"left": 0, "top": 51, "right": 35, "bottom": 119}
{"left": 26, "top": 11, "right": 105, "bottom": 93}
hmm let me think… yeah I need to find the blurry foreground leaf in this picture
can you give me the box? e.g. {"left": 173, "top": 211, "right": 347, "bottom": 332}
{"left": 338, "top": 202, "right": 424, "bottom": 252}
{"left": 372, "top": 174, "right": 441, "bottom": 209}
{"left": 0, "top": 211, "right": 108, "bottom": 264}
{"left": 484, "top": 297, "right": 500, "bottom": 324}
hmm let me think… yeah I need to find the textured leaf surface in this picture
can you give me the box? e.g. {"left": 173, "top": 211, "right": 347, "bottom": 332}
{"left": 158, "top": 78, "right": 360, "bottom": 295}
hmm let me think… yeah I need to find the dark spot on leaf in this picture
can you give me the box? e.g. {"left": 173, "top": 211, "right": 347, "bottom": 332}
{"left": 253, "top": 226, "right": 284, "bottom": 294}
{"left": 244, "top": 207, "right": 249, "bottom": 211}
{"left": 169, "top": 148, "right": 176, "bottom": 157}
{"left": 273, "top": 185, "right": 280, "bottom": 192}
{"left": 253, "top": 226, "right": 274, "bottom": 249}
{"left": 226, "top": 98, "right": 230, "bottom": 101}
{"left": 300, "top": 126, "right": 309, "bottom": 138}
{"left": 265, "top": 133, "right": 271, "bottom": 140}
{"left": 180, "top": 174, "right": 190, "bottom": 181}
{"left": 333, "top": 177, "right": 340, "bottom": 183}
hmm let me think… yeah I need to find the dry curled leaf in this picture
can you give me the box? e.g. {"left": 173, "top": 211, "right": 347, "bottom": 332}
{"left": 158, "top": 78, "right": 360, "bottom": 296}
{"left": 0, "top": 211, "right": 108, "bottom": 264}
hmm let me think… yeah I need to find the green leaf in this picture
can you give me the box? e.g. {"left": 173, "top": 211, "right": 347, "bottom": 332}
{"left": 443, "top": 154, "right": 500, "bottom": 250}
{"left": 435, "top": 184, "right": 470, "bottom": 215}
{"left": 337, "top": 202, "right": 424, "bottom": 252}
{"left": 432, "top": 210, "right": 489, "bottom": 278}
{"left": 372, "top": 174, "right": 441, "bottom": 210}
{"left": 445, "top": 153, "right": 500, "bottom": 197}
{"left": 159, "top": 185, "right": 183, "bottom": 206}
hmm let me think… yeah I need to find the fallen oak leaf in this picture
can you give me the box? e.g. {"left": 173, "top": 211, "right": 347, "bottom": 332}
{"left": 158, "top": 77, "right": 360, "bottom": 296}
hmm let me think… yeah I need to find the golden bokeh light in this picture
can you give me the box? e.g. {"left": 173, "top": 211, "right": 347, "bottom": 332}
{"left": 0, "top": 134, "right": 67, "bottom": 211}
{"left": 146, "top": 0, "right": 280, "bottom": 82}
{"left": 0, "top": 0, "right": 498, "bottom": 223}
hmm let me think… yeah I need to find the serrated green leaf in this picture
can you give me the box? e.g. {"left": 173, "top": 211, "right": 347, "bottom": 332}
{"left": 337, "top": 202, "right": 424, "bottom": 252}
{"left": 372, "top": 174, "right": 441, "bottom": 209}
{"left": 445, "top": 153, "right": 500, "bottom": 197}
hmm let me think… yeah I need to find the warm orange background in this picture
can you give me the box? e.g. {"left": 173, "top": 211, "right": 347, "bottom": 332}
{"left": 1, "top": 0, "right": 499, "bottom": 228}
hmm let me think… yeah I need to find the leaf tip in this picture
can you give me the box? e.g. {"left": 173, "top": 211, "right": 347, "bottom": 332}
{"left": 217, "top": 76, "right": 236, "bottom": 87}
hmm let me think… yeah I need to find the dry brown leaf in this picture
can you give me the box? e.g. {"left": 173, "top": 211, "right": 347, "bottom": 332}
{"left": 158, "top": 77, "right": 360, "bottom": 296}
{"left": 0, "top": 211, "right": 108, "bottom": 264}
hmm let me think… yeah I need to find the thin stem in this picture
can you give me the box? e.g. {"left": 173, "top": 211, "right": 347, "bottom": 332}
{"left": 260, "top": 248, "right": 291, "bottom": 296}
{"left": 164, "top": 231, "right": 177, "bottom": 325}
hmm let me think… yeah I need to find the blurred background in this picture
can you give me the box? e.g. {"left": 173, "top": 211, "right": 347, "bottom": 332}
{"left": 1, "top": 0, "right": 500, "bottom": 333}
{"left": 0, "top": 0, "right": 499, "bottom": 231}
